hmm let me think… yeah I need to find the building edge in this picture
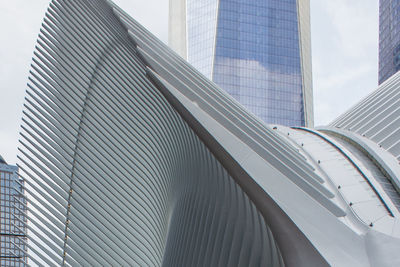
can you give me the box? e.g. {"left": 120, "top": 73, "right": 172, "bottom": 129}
{"left": 168, "top": 0, "right": 187, "bottom": 59}
{"left": 297, "top": 0, "right": 314, "bottom": 127}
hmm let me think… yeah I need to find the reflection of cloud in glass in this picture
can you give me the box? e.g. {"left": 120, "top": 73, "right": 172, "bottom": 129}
{"left": 213, "top": 57, "right": 304, "bottom": 126}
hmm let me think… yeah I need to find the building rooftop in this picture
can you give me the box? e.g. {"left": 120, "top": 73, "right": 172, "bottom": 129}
{"left": 0, "top": 155, "right": 7, "bottom": 164}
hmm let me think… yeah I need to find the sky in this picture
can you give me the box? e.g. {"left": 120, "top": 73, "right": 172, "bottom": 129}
{"left": 0, "top": 0, "right": 378, "bottom": 164}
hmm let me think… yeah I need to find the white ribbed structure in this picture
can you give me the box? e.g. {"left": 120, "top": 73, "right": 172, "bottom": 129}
{"left": 331, "top": 71, "right": 400, "bottom": 161}
{"left": 17, "top": 0, "right": 320, "bottom": 265}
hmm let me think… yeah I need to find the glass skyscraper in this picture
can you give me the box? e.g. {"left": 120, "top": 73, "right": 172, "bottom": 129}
{"left": 379, "top": 0, "right": 400, "bottom": 84}
{"left": 169, "top": 0, "right": 313, "bottom": 127}
{"left": 0, "top": 156, "right": 26, "bottom": 266}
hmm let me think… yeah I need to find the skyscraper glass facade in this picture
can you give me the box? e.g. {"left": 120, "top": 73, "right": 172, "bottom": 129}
{"left": 185, "top": 0, "right": 307, "bottom": 126}
{"left": 187, "top": 0, "right": 219, "bottom": 78}
{"left": 0, "top": 159, "right": 26, "bottom": 266}
{"left": 379, "top": 0, "right": 400, "bottom": 84}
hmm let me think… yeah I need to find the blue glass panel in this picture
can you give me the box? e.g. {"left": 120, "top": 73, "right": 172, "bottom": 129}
{"left": 212, "top": 0, "right": 304, "bottom": 126}
{"left": 379, "top": 0, "right": 400, "bottom": 84}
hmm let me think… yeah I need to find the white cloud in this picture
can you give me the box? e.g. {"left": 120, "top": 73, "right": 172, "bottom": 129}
{"left": 0, "top": 0, "right": 49, "bottom": 164}
{"left": 311, "top": 0, "right": 379, "bottom": 126}
{"left": 113, "top": 0, "right": 168, "bottom": 43}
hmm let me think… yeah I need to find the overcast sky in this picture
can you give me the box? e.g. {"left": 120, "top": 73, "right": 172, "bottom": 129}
{"left": 0, "top": 0, "right": 378, "bottom": 164}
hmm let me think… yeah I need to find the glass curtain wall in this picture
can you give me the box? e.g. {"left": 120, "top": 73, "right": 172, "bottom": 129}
{"left": 187, "top": 0, "right": 305, "bottom": 126}
{"left": 0, "top": 164, "right": 26, "bottom": 266}
{"left": 379, "top": 0, "right": 400, "bottom": 84}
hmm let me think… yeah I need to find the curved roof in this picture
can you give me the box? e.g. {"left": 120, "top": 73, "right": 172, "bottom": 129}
{"left": 271, "top": 125, "right": 400, "bottom": 238}
{"left": 331, "top": 71, "right": 400, "bottom": 161}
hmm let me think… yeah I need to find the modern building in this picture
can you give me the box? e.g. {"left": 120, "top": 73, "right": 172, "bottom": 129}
{"left": 0, "top": 156, "right": 26, "bottom": 266}
{"left": 379, "top": 0, "right": 400, "bottom": 84}
{"left": 169, "top": 0, "right": 313, "bottom": 127}
{"left": 18, "top": 0, "right": 400, "bottom": 266}
{"left": 331, "top": 71, "right": 400, "bottom": 162}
